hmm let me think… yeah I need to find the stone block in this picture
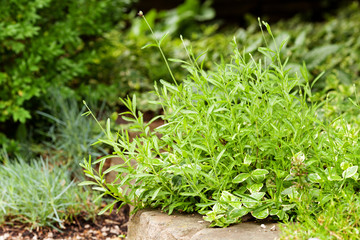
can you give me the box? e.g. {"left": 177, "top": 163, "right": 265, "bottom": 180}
{"left": 127, "top": 209, "right": 280, "bottom": 240}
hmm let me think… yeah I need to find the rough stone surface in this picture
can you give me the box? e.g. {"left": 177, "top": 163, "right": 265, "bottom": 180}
{"left": 127, "top": 209, "right": 280, "bottom": 240}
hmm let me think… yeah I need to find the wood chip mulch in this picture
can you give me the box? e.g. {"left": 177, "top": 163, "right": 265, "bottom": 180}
{"left": 0, "top": 205, "right": 129, "bottom": 240}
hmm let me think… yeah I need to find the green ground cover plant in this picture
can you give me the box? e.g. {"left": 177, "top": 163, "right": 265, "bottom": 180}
{"left": 0, "top": 156, "right": 99, "bottom": 229}
{"left": 81, "top": 16, "right": 360, "bottom": 231}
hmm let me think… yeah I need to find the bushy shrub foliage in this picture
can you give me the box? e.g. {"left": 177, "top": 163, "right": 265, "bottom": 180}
{"left": 0, "top": 0, "right": 135, "bottom": 124}
{"left": 81, "top": 22, "right": 360, "bottom": 227}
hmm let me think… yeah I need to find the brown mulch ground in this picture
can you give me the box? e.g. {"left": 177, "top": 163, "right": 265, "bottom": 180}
{"left": 0, "top": 205, "right": 129, "bottom": 240}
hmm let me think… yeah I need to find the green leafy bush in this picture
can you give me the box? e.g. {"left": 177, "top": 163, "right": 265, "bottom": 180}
{"left": 0, "top": 0, "right": 135, "bottom": 124}
{"left": 0, "top": 157, "right": 99, "bottom": 229}
{"left": 81, "top": 21, "right": 360, "bottom": 227}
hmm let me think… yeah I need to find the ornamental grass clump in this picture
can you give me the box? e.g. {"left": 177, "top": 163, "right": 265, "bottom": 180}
{"left": 81, "top": 18, "right": 360, "bottom": 227}
{"left": 0, "top": 157, "right": 98, "bottom": 229}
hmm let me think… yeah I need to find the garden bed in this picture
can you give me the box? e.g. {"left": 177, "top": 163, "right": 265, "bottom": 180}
{"left": 0, "top": 205, "right": 129, "bottom": 240}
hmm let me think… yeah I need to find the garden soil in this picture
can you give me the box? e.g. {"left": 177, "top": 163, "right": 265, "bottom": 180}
{"left": 0, "top": 204, "right": 129, "bottom": 240}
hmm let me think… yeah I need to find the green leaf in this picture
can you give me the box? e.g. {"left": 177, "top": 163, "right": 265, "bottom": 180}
{"left": 340, "top": 161, "right": 350, "bottom": 171}
{"left": 342, "top": 166, "right": 358, "bottom": 179}
{"left": 233, "top": 173, "right": 250, "bottom": 183}
{"left": 12, "top": 108, "right": 31, "bottom": 123}
{"left": 103, "top": 164, "right": 125, "bottom": 174}
{"left": 241, "top": 192, "right": 265, "bottom": 209}
{"left": 250, "top": 192, "right": 265, "bottom": 201}
{"left": 93, "top": 155, "right": 118, "bottom": 164}
{"left": 132, "top": 94, "right": 137, "bottom": 113}
{"left": 242, "top": 196, "right": 258, "bottom": 208}
{"left": 243, "top": 155, "right": 252, "bottom": 165}
{"left": 168, "top": 202, "right": 186, "bottom": 214}
{"left": 229, "top": 207, "right": 249, "bottom": 219}
{"left": 258, "top": 47, "right": 275, "bottom": 60}
{"left": 352, "top": 173, "right": 359, "bottom": 180}
{"left": 294, "top": 30, "right": 306, "bottom": 47}
{"left": 252, "top": 207, "right": 269, "bottom": 219}
{"left": 180, "top": 192, "right": 199, "bottom": 197}
{"left": 106, "top": 184, "right": 120, "bottom": 195}
{"left": 328, "top": 175, "right": 343, "bottom": 181}
{"left": 251, "top": 169, "right": 269, "bottom": 177}
{"left": 151, "top": 187, "right": 162, "bottom": 201}
{"left": 251, "top": 169, "right": 269, "bottom": 182}
{"left": 92, "top": 186, "right": 107, "bottom": 192}
{"left": 270, "top": 209, "right": 280, "bottom": 216}
{"left": 78, "top": 181, "right": 97, "bottom": 186}
{"left": 121, "top": 116, "right": 136, "bottom": 123}
{"left": 98, "top": 201, "right": 117, "bottom": 215}
{"left": 327, "top": 168, "right": 343, "bottom": 181}
{"left": 160, "top": 79, "right": 179, "bottom": 92}
{"left": 308, "top": 173, "right": 321, "bottom": 183}
{"left": 220, "top": 191, "right": 235, "bottom": 202}
{"left": 158, "top": 32, "right": 169, "bottom": 46}
{"left": 93, "top": 192, "right": 106, "bottom": 203}
{"left": 168, "top": 58, "right": 189, "bottom": 64}
{"left": 229, "top": 201, "right": 242, "bottom": 209}
{"left": 141, "top": 43, "right": 157, "bottom": 49}
{"left": 282, "top": 204, "right": 296, "bottom": 211}
{"left": 281, "top": 187, "right": 297, "bottom": 196}
{"left": 196, "top": 202, "right": 215, "bottom": 208}
{"left": 216, "top": 148, "right": 227, "bottom": 164}
{"left": 247, "top": 183, "right": 263, "bottom": 193}
{"left": 304, "top": 44, "right": 340, "bottom": 69}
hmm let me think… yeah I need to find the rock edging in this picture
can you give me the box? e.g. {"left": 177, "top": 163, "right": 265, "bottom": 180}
{"left": 126, "top": 209, "right": 280, "bottom": 240}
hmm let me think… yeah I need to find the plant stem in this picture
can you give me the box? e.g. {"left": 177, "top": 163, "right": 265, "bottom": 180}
{"left": 140, "top": 12, "right": 178, "bottom": 86}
